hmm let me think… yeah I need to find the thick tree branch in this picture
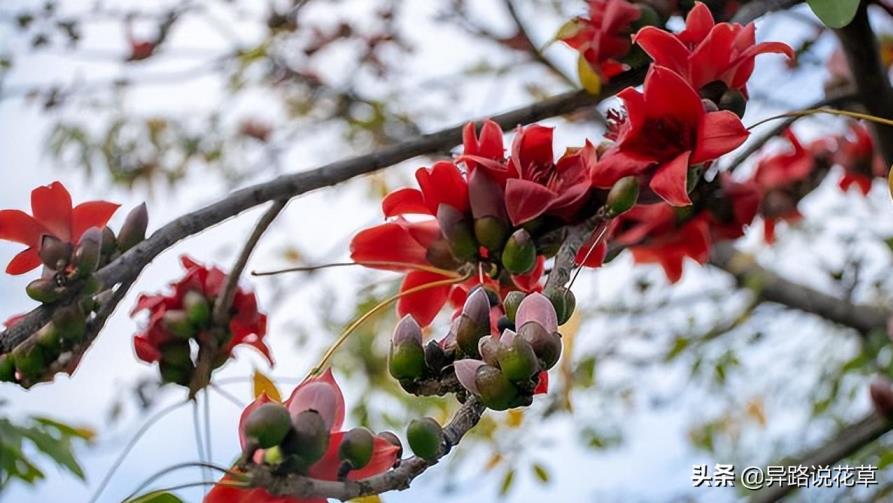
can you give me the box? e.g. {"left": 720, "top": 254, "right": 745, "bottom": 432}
{"left": 710, "top": 243, "right": 890, "bottom": 336}
{"left": 750, "top": 412, "right": 893, "bottom": 502}
{"left": 835, "top": 3, "right": 893, "bottom": 165}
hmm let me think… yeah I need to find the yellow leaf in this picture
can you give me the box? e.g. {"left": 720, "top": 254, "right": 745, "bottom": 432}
{"left": 551, "top": 19, "right": 583, "bottom": 45}
{"left": 484, "top": 452, "right": 503, "bottom": 472}
{"left": 577, "top": 55, "right": 601, "bottom": 95}
{"left": 888, "top": 163, "right": 893, "bottom": 199}
{"left": 506, "top": 410, "right": 524, "bottom": 428}
{"left": 253, "top": 370, "right": 281, "bottom": 402}
{"left": 558, "top": 307, "right": 582, "bottom": 411}
{"left": 745, "top": 398, "right": 767, "bottom": 427}
{"left": 350, "top": 496, "right": 382, "bottom": 503}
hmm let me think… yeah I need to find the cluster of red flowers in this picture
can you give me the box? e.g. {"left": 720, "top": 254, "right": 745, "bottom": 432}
{"left": 132, "top": 256, "right": 270, "bottom": 385}
{"left": 557, "top": 0, "right": 643, "bottom": 81}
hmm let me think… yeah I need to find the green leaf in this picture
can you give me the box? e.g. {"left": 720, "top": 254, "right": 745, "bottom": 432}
{"left": 32, "top": 417, "right": 95, "bottom": 442}
{"left": 531, "top": 462, "right": 551, "bottom": 484}
{"left": 806, "top": 0, "right": 859, "bottom": 29}
{"left": 130, "top": 492, "right": 184, "bottom": 503}
{"left": 499, "top": 468, "right": 515, "bottom": 496}
{"left": 22, "top": 428, "right": 85, "bottom": 480}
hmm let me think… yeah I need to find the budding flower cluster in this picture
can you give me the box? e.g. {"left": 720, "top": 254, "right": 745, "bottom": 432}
{"left": 388, "top": 287, "right": 572, "bottom": 412}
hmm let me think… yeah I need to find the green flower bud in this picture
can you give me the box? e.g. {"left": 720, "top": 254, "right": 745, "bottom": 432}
{"left": 631, "top": 4, "right": 660, "bottom": 30}
{"left": 503, "top": 291, "right": 525, "bottom": 322}
{"left": 425, "top": 239, "right": 462, "bottom": 270}
{"left": 339, "top": 427, "right": 374, "bottom": 470}
{"left": 160, "top": 341, "right": 192, "bottom": 367}
{"left": 546, "top": 288, "right": 576, "bottom": 326}
{"left": 12, "top": 344, "right": 45, "bottom": 380}
{"left": 0, "top": 355, "right": 15, "bottom": 382}
{"left": 719, "top": 88, "right": 747, "bottom": 118}
{"left": 436, "top": 204, "right": 477, "bottom": 262}
{"left": 606, "top": 176, "right": 639, "bottom": 216}
{"left": 163, "top": 310, "right": 196, "bottom": 339}
{"left": 474, "top": 217, "right": 509, "bottom": 253}
{"left": 38, "top": 235, "right": 72, "bottom": 271}
{"left": 26, "top": 278, "right": 65, "bottom": 304}
{"left": 282, "top": 410, "right": 330, "bottom": 470}
{"left": 118, "top": 203, "right": 149, "bottom": 252}
{"left": 183, "top": 291, "right": 211, "bottom": 328}
{"left": 101, "top": 226, "right": 118, "bottom": 256}
{"left": 243, "top": 402, "right": 292, "bottom": 449}
{"left": 159, "top": 360, "right": 192, "bottom": 386}
{"left": 389, "top": 315, "right": 425, "bottom": 380}
{"left": 474, "top": 364, "right": 518, "bottom": 411}
{"left": 52, "top": 305, "right": 86, "bottom": 343}
{"left": 478, "top": 335, "right": 502, "bottom": 367}
{"left": 502, "top": 229, "right": 537, "bottom": 274}
{"left": 35, "top": 323, "right": 61, "bottom": 357}
{"left": 497, "top": 337, "right": 540, "bottom": 382}
{"left": 407, "top": 417, "right": 443, "bottom": 461}
{"left": 72, "top": 227, "right": 103, "bottom": 277}
{"left": 518, "top": 322, "right": 562, "bottom": 370}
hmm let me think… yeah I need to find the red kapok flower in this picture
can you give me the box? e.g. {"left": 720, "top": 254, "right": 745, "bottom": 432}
{"left": 593, "top": 65, "right": 749, "bottom": 206}
{"left": 633, "top": 1, "right": 794, "bottom": 96}
{"left": 205, "top": 370, "right": 400, "bottom": 503}
{"left": 0, "top": 181, "right": 119, "bottom": 275}
{"left": 614, "top": 204, "right": 712, "bottom": 283}
{"left": 835, "top": 122, "right": 887, "bottom": 196}
{"left": 131, "top": 256, "right": 271, "bottom": 367}
{"left": 503, "top": 125, "right": 595, "bottom": 225}
{"left": 558, "top": 0, "right": 642, "bottom": 80}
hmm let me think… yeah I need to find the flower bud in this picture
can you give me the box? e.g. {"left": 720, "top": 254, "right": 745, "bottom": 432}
{"left": 243, "top": 402, "right": 292, "bottom": 449}
{"left": 699, "top": 80, "right": 727, "bottom": 104}
{"left": 454, "top": 358, "right": 485, "bottom": 395}
{"left": 52, "top": 305, "right": 86, "bottom": 343}
{"left": 12, "top": 344, "right": 45, "bottom": 380}
{"left": 389, "top": 315, "right": 425, "bottom": 380}
{"left": 497, "top": 336, "right": 540, "bottom": 382}
{"left": 870, "top": 377, "right": 893, "bottom": 418}
{"left": 474, "top": 364, "right": 518, "bottom": 411}
{"left": 288, "top": 379, "right": 341, "bottom": 432}
{"left": 118, "top": 202, "right": 149, "bottom": 252}
{"left": 35, "top": 323, "right": 61, "bottom": 357}
{"left": 159, "top": 360, "right": 193, "bottom": 386}
{"left": 38, "top": 235, "right": 71, "bottom": 271}
{"left": 26, "top": 278, "right": 65, "bottom": 304}
{"left": 518, "top": 322, "right": 562, "bottom": 370}
{"left": 503, "top": 291, "right": 525, "bottom": 322}
{"left": 436, "top": 204, "right": 477, "bottom": 262}
{"left": 516, "top": 292, "right": 558, "bottom": 333}
{"left": 377, "top": 431, "right": 403, "bottom": 466}
{"left": 631, "top": 4, "right": 660, "bottom": 30}
{"left": 339, "top": 427, "right": 374, "bottom": 470}
{"left": 606, "top": 176, "right": 639, "bottom": 216}
{"left": 163, "top": 310, "right": 195, "bottom": 339}
{"left": 719, "top": 88, "right": 747, "bottom": 118}
{"left": 456, "top": 289, "right": 491, "bottom": 357}
{"left": 282, "top": 410, "right": 330, "bottom": 469}
{"left": 73, "top": 227, "right": 103, "bottom": 277}
{"left": 183, "top": 290, "right": 211, "bottom": 328}
{"left": 546, "top": 288, "right": 576, "bottom": 326}
{"left": 469, "top": 169, "right": 507, "bottom": 221}
{"left": 474, "top": 217, "right": 509, "bottom": 254}
{"left": 407, "top": 417, "right": 443, "bottom": 461}
{"left": 502, "top": 229, "right": 537, "bottom": 274}
{"left": 478, "top": 335, "right": 501, "bottom": 367}
{"left": 101, "top": 226, "right": 118, "bottom": 256}
{"left": 425, "top": 239, "right": 462, "bottom": 270}
{"left": 160, "top": 341, "right": 193, "bottom": 368}
{"left": 0, "top": 354, "right": 15, "bottom": 382}
{"left": 424, "top": 340, "right": 448, "bottom": 373}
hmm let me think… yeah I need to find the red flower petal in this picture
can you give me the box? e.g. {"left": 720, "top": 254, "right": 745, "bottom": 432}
{"left": 504, "top": 179, "right": 557, "bottom": 225}
{"left": 285, "top": 369, "right": 346, "bottom": 433}
{"left": 416, "top": 162, "right": 469, "bottom": 214}
{"left": 381, "top": 188, "right": 429, "bottom": 217}
{"left": 643, "top": 66, "right": 703, "bottom": 130}
{"left": 533, "top": 370, "right": 549, "bottom": 394}
{"left": 678, "top": 2, "right": 715, "bottom": 45}
{"left": 31, "top": 181, "right": 73, "bottom": 242}
{"left": 692, "top": 110, "right": 749, "bottom": 164}
{"left": 133, "top": 335, "right": 162, "bottom": 363}
{"left": 70, "top": 201, "right": 120, "bottom": 243}
{"left": 0, "top": 210, "right": 45, "bottom": 248}
{"left": 511, "top": 125, "right": 554, "bottom": 178}
{"left": 649, "top": 151, "right": 693, "bottom": 206}
{"left": 350, "top": 221, "right": 432, "bottom": 270}
{"left": 6, "top": 248, "right": 41, "bottom": 275}
{"left": 633, "top": 27, "right": 690, "bottom": 78}
{"left": 204, "top": 474, "right": 316, "bottom": 503}
{"left": 396, "top": 270, "right": 452, "bottom": 327}
{"left": 307, "top": 432, "right": 401, "bottom": 481}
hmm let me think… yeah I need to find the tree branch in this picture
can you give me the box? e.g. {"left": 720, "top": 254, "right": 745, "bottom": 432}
{"left": 749, "top": 412, "right": 893, "bottom": 502}
{"left": 835, "top": 3, "right": 893, "bottom": 165}
{"left": 710, "top": 243, "right": 890, "bottom": 336}
{"left": 503, "top": 0, "right": 576, "bottom": 88}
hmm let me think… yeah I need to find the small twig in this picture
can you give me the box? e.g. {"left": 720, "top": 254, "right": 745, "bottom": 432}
{"left": 503, "top": 0, "right": 576, "bottom": 88}
{"left": 214, "top": 199, "right": 288, "bottom": 325}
